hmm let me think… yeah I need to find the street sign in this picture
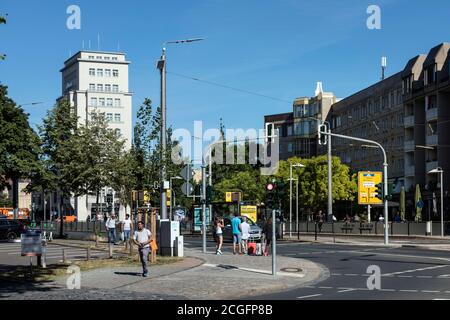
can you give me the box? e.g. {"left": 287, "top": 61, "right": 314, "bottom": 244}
{"left": 144, "top": 191, "right": 151, "bottom": 203}
{"left": 181, "top": 182, "right": 194, "bottom": 196}
{"left": 240, "top": 205, "right": 257, "bottom": 222}
{"left": 226, "top": 192, "right": 232, "bottom": 203}
{"left": 21, "top": 231, "right": 42, "bottom": 257}
{"left": 417, "top": 199, "right": 424, "bottom": 209}
{"left": 166, "top": 189, "right": 171, "bottom": 207}
{"left": 358, "top": 171, "right": 383, "bottom": 205}
{"left": 180, "top": 165, "right": 194, "bottom": 181}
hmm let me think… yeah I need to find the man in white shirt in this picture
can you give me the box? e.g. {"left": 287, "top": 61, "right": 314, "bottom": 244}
{"left": 105, "top": 214, "right": 118, "bottom": 245}
{"left": 133, "top": 221, "right": 152, "bottom": 277}
{"left": 122, "top": 214, "right": 132, "bottom": 245}
{"left": 240, "top": 216, "right": 251, "bottom": 254}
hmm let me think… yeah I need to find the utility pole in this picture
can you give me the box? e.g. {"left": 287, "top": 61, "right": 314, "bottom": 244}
{"left": 327, "top": 125, "right": 333, "bottom": 222}
{"left": 157, "top": 48, "right": 168, "bottom": 220}
{"left": 201, "top": 165, "right": 207, "bottom": 253}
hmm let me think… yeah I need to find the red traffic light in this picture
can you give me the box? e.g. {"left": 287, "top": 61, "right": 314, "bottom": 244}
{"left": 266, "top": 183, "right": 275, "bottom": 191}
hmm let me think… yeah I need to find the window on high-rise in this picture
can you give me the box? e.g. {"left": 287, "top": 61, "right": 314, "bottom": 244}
{"left": 104, "top": 57, "right": 110, "bottom": 61}
{"left": 88, "top": 56, "right": 95, "bottom": 60}
{"left": 96, "top": 56, "right": 102, "bottom": 60}
{"left": 107, "top": 98, "right": 113, "bottom": 107}
{"left": 89, "top": 84, "right": 95, "bottom": 91}
{"left": 105, "top": 69, "right": 111, "bottom": 77}
{"left": 105, "top": 84, "right": 111, "bottom": 92}
{"left": 90, "top": 97, "right": 97, "bottom": 106}
{"left": 115, "top": 128, "right": 121, "bottom": 135}
{"left": 112, "top": 57, "right": 118, "bottom": 61}
{"left": 97, "top": 69, "right": 103, "bottom": 77}
{"left": 114, "top": 114, "right": 121, "bottom": 122}
{"left": 287, "top": 126, "right": 293, "bottom": 136}
{"left": 97, "top": 84, "right": 103, "bottom": 92}
{"left": 106, "top": 113, "right": 113, "bottom": 122}
{"left": 113, "top": 69, "right": 119, "bottom": 77}
{"left": 89, "top": 68, "right": 95, "bottom": 76}
{"left": 288, "top": 143, "right": 293, "bottom": 153}
{"left": 114, "top": 98, "right": 121, "bottom": 107}
{"left": 112, "top": 85, "right": 119, "bottom": 92}
{"left": 99, "top": 98, "right": 105, "bottom": 106}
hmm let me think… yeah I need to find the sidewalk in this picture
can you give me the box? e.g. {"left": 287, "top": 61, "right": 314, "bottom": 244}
{"left": 281, "top": 234, "right": 450, "bottom": 251}
{"left": 2, "top": 240, "right": 326, "bottom": 300}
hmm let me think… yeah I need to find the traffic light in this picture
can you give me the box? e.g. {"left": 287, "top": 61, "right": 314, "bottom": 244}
{"left": 318, "top": 123, "right": 328, "bottom": 145}
{"left": 265, "top": 182, "right": 276, "bottom": 208}
{"left": 375, "top": 183, "right": 384, "bottom": 201}
{"left": 385, "top": 183, "right": 395, "bottom": 201}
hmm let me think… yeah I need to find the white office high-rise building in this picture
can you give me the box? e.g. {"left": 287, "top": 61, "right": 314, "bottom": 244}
{"left": 60, "top": 51, "right": 133, "bottom": 221}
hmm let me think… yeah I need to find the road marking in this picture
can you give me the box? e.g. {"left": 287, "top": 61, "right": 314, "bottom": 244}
{"left": 318, "top": 286, "right": 333, "bottom": 289}
{"left": 438, "top": 274, "right": 450, "bottom": 278}
{"left": 421, "top": 290, "right": 440, "bottom": 293}
{"left": 344, "top": 274, "right": 359, "bottom": 276}
{"left": 398, "top": 275, "right": 413, "bottom": 278}
{"left": 331, "top": 273, "right": 342, "bottom": 276}
{"left": 379, "top": 289, "right": 396, "bottom": 292}
{"left": 297, "top": 294, "right": 322, "bottom": 299}
{"left": 337, "top": 288, "right": 356, "bottom": 293}
{"left": 203, "top": 263, "right": 305, "bottom": 278}
{"left": 400, "top": 290, "right": 419, "bottom": 293}
{"left": 382, "top": 265, "right": 449, "bottom": 276}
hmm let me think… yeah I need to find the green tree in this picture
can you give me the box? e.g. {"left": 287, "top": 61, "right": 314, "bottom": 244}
{"left": 0, "top": 85, "right": 42, "bottom": 218}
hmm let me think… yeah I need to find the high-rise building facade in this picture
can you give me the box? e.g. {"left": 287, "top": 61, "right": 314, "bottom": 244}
{"left": 60, "top": 51, "right": 133, "bottom": 221}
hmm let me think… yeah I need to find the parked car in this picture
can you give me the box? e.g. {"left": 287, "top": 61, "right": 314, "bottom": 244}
{"left": 220, "top": 216, "right": 263, "bottom": 242}
{"left": 0, "top": 219, "right": 27, "bottom": 241}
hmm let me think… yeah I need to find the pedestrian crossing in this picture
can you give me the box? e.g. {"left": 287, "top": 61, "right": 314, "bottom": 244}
{"left": 0, "top": 242, "right": 107, "bottom": 262}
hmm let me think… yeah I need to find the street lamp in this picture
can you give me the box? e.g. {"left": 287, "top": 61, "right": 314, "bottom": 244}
{"left": 290, "top": 163, "right": 305, "bottom": 238}
{"left": 157, "top": 38, "right": 204, "bottom": 220}
{"left": 428, "top": 167, "right": 444, "bottom": 237}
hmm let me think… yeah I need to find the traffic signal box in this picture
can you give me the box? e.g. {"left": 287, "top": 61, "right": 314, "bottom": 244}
{"left": 265, "top": 181, "right": 287, "bottom": 210}
{"left": 375, "top": 182, "right": 395, "bottom": 201}
{"left": 206, "top": 186, "right": 215, "bottom": 205}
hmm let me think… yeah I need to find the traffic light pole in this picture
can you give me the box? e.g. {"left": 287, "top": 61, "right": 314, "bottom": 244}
{"left": 201, "top": 165, "right": 207, "bottom": 253}
{"left": 319, "top": 129, "right": 389, "bottom": 245}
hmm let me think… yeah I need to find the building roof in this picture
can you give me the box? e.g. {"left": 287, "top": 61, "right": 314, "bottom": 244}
{"left": 402, "top": 54, "right": 427, "bottom": 78}
{"left": 423, "top": 42, "right": 450, "bottom": 67}
{"left": 264, "top": 112, "right": 293, "bottom": 123}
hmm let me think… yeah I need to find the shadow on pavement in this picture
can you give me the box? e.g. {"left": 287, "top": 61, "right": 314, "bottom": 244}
{"left": 114, "top": 271, "right": 142, "bottom": 277}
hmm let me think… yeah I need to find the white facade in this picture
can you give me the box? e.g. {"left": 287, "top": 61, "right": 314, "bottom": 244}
{"left": 60, "top": 51, "right": 133, "bottom": 221}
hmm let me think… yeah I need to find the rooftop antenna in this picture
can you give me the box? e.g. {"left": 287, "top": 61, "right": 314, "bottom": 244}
{"left": 381, "top": 56, "right": 387, "bottom": 80}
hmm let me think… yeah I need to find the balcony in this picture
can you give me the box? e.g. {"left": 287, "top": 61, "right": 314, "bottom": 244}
{"left": 426, "top": 108, "right": 438, "bottom": 121}
{"left": 405, "top": 164, "right": 415, "bottom": 177}
{"left": 404, "top": 115, "right": 414, "bottom": 127}
{"left": 426, "top": 161, "right": 439, "bottom": 174}
{"left": 404, "top": 140, "right": 415, "bottom": 152}
{"left": 426, "top": 134, "right": 438, "bottom": 146}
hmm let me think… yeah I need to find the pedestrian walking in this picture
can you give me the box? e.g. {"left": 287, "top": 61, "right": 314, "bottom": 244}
{"left": 263, "top": 217, "right": 273, "bottom": 256}
{"left": 240, "top": 216, "right": 250, "bottom": 254}
{"left": 122, "top": 214, "right": 133, "bottom": 245}
{"left": 105, "top": 213, "right": 118, "bottom": 245}
{"left": 231, "top": 214, "right": 243, "bottom": 255}
{"left": 315, "top": 211, "right": 324, "bottom": 233}
{"left": 133, "top": 221, "right": 152, "bottom": 277}
{"left": 214, "top": 217, "right": 224, "bottom": 255}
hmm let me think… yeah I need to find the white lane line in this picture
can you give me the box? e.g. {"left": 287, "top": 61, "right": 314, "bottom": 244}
{"left": 331, "top": 273, "right": 342, "bottom": 276}
{"left": 421, "top": 290, "right": 440, "bottom": 293}
{"left": 400, "top": 290, "right": 419, "bottom": 293}
{"left": 379, "top": 289, "right": 396, "bottom": 292}
{"left": 337, "top": 288, "right": 356, "bottom": 293}
{"left": 398, "top": 275, "right": 414, "bottom": 278}
{"left": 382, "top": 265, "right": 449, "bottom": 276}
{"left": 318, "top": 286, "right": 333, "bottom": 289}
{"left": 297, "top": 294, "right": 322, "bottom": 299}
{"left": 344, "top": 274, "right": 359, "bottom": 276}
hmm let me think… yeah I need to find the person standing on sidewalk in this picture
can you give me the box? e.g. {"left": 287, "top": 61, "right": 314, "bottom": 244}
{"left": 133, "top": 221, "right": 152, "bottom": 277}
{"left": 122, "top": 214, "right": 133, "bottom": 245}
{"left": 231, "top": 214, "right": 243, "bottom": 255}
{"left": 214, "top": 217, "right": 224, "bottom": 255}
{"left": 240, "top": 216, "right": 250, "bottom": 254}
{"left": 106, "top": 214, "right": 118, "bottom": 245}
{"left": 263, "top": 217, "right": 273, "bottom": 256}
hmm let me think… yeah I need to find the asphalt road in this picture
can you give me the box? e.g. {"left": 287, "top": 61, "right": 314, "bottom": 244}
{"left": 183, "top": 236, "right": 450, "bottom": 300}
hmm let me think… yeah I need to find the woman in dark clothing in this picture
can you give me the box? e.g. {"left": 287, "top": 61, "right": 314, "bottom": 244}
{"left": 263, "top": 217, "right": 273, "bottom": 256}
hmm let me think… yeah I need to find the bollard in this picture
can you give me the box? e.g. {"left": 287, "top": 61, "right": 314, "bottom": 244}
{"left": 109, "top": 242, "right": 113, "bottom": 259}
{"left": 62, "top": 249, "right": 67, "bottom": 264}
{"left": 87, "top": 247, "right": 91, "bottom": 261}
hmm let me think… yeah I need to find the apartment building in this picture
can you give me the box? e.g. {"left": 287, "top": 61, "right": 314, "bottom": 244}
{"left": 59, "top": 50, "right": 133, "bottom": 221}
{"left": 264, "top": 83, "right": 337, "bottom": 160}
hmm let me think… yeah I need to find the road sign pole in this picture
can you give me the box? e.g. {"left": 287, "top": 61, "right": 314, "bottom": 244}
{"left": 272, "top": 209, "right": 276, "bottom": 276}
{"left": 202, "top": 165, "right": 207, "bottom": 254}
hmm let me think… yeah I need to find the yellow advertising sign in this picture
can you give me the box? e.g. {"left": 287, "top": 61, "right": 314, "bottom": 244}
{"left": 358, "top": 171, "right": 383, "bottom": 205}
{"left": 144, "top": 191, "right": 151, "bottom": 203}
{"left": 240, "top": 206, "right": 257, "bottom": 222}
{"left": 225, "top": 192, "right": 232, "bottom": 203}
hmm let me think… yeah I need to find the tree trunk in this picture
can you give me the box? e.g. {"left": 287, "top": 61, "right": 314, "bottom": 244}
{"left": 59, "top": 192, "right": 64, "bottom": 238}
{"left": 95, "top": 190, "right": 99, "bottom": 234}
{"left": 12, "top": 177, "right": 19, "bottom": 220}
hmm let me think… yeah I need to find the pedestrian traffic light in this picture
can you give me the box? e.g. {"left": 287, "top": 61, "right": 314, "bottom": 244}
{"left": 385, "top": 183, "right": 395, "bottom": 201}
{"left": 375, "top": 183, "right": 384, "bottom": 201}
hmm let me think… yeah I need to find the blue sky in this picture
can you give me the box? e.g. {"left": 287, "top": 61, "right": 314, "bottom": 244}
{"left": 1, "top": 0, "right": 450, "bottom": 135}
